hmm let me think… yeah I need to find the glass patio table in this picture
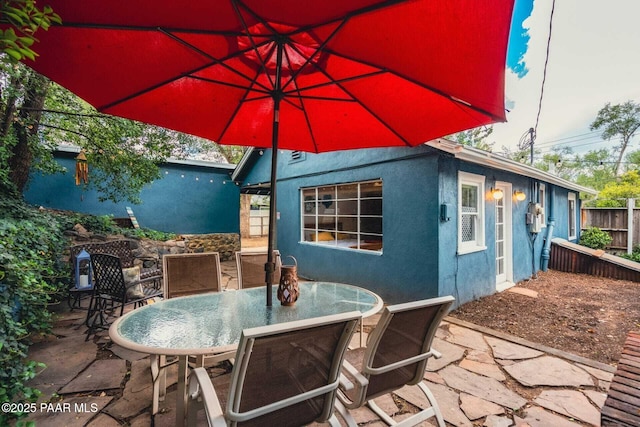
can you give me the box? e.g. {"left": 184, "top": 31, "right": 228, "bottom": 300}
{"left": 109, "top": 282, "right": 382, "bottom": 426}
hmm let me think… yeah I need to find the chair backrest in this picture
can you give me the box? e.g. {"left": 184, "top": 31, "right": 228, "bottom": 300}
{"left": 162, "top": 252, "right": 222, "bottom": 299}
{"left": 226, "top": 311, "right": 360, "bottom": 427}
{"left": 90, "top": 253, "right": 127, "bottom": 302}
{"left": 235, "top": 250, "right": 281, "bottom": 289}
{"left": 361, "top": 296, "right": 454, "bottom": 400}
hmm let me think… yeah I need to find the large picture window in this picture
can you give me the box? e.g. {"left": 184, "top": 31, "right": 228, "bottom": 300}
{"left": 301, "top": 180, "right": 382, "bottom": 252}
{"left": 458, "top": 172, "right": 486, "bottom": 254}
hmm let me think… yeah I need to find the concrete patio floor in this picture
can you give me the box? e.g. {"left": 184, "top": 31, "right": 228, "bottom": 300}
{"left": 23, "top": 259, "right": 614, "bottom": 427}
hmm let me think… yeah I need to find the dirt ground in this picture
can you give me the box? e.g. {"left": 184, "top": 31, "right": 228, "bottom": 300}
{"left": 449, "top": 269, "right": 640, "bottom": 366}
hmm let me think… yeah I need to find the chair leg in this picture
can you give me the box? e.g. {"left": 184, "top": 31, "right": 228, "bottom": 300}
{"left": 365, "top": 382, "right": 446, "bottom": 427}
{"left": 417, "top": 381, "right": 445, "bottom": 427}
{"left": 334, "top": 400, "right": 358, "bottom": 427}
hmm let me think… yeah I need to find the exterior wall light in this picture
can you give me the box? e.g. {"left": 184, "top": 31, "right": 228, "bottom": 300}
{"left": 491, "top": 188, "right": 504, "bottom": 200}
{"left": 514, "top": 190, "right": 526, "bottom": 201}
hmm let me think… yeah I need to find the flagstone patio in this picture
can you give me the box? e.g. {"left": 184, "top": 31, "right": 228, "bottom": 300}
{"left": 23, "top": 260, "right": 614, "bottom": 426}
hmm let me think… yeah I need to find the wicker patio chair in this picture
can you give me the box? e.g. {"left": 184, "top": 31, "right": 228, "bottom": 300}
{"left": 235, "top": 250, "right": 281, "bottom": 289}
{"left": 186, "top": 311, "right": 361, "bottom": 427}
{"left": 335, "top": 296, "right": 455, "bottom": 427}
{"left": 85, "top": 253, "right": 162, "bottom": 340}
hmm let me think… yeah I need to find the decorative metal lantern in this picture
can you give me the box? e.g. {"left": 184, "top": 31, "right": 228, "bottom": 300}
{"left": 277, "top": 256, "right": 299, "bottom": 306}
{"left": 74, "top": 249, "right": 93, "bottom": 289}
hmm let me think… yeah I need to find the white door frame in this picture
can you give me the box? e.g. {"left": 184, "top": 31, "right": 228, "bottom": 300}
{"left": 495, "top": 181, "right": 514, "bottom": 291}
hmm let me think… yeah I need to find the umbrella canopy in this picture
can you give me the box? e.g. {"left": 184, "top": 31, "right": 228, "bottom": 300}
{"left": 22, "top": 0, "right": 515, "bottom": 305}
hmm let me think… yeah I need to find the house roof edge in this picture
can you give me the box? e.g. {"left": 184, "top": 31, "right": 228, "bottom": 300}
{"left": 426, "top": 138, "right": 598, "bottom": 195}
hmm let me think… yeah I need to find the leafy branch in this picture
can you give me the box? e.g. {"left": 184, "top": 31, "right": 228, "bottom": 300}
{"left": 0, "top": 0, "right": 61, "bottom": 61}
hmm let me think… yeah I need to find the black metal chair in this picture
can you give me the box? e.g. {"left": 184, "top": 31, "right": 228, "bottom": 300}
{"left": 85, "top": 253, "right": 162, "bottom": 340}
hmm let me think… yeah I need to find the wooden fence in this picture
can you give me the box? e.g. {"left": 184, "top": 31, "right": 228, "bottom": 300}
{"left": 549, "top": 238, "right": 640, "bottom": 282}
{"left": 582, "top": 200, "right": 639, "bottom": 252}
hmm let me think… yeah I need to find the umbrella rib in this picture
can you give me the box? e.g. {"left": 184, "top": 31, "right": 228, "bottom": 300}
{"left": 231, "top": 0, "right": 276, "bottom": 90}
{"left": 159, "top": 28, "right": 272, "bottom": 93}
{"left": 325, "top": 49, "right": 506, "bottom": 123}
{"left": 188, "top": 75, "right": 270, "bottom": 95}
{"left": 52, "top": 20, "right": 246, "bottom": 36}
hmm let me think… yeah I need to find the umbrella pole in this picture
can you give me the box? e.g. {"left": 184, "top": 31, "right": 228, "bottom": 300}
{"left": 265, "top": 42, "right": 284, "bottom": 307}
{"left": 265, "top": 125, "right": 278, "bottom": 307}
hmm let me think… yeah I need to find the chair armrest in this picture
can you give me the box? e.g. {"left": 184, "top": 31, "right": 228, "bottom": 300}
{"left": 431, "top": 349, "right": 442, "bottom": 359}
{"left": 339, "top": 373, "right": 354, "bottom": 391}
{"left": 341, "top": 360, "right": 369, "bottom": 388}
{"left": 188, "top": 367, "right": 226, "bottom": 427}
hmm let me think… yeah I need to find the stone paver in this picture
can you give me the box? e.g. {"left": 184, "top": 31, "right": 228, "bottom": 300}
{"left": 439, "top": 324, "right": 490, "bottom": 351}
{"left": 459, "top": 358, "right": 506, "bottom": 381}
{"left": 534, "top": 390, "right": 601, "bottom": 426}
{"left": 459, "top": 393, "right": 505, "bottom": 420}
{"left": 439, "top": 365, "right": 527, "bottom": 410}
{"left": 423, "top": 381, "right": 473, "bottom": 427}
{"left": 485, "top": 336, "right": 544, "bottom": 360}
{"left": 466, "top": 349, "right": 495, "bottom": 364}
{"left": 583, "top": 389, "right": 607, "bottom": 409}
{"left": 514, "top": 406, "right": 582, "bottom": 427}
{"left": 484, "top": 414, "right": 514, "bottom": 427}
{"left": 27, "top": 334, "right": 96, "bottom": 387}
{"left": 59, "top": 359, "right": 127, "bottom": 394}
{"left": 504, "top": 356, "right": 594, "bottom": 387}
{"left": 428, "top": 337, "right": 465, "bottom": 371}
{"left": 506, "top": 287, "right": 539, "bottom": 298}
{"left": 576, "top": 362, "right": 615, "bottom": 382}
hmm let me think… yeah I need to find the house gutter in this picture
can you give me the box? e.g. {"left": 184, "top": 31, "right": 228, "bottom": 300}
{"left": 541, "top": 185, "right": 556, "bottom": 271}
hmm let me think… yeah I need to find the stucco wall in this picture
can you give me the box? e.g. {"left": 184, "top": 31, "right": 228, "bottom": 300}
{"left": 24, "top": 151, "right": 240, "bottom": 234}
{"left": 240, "top": 146, "right": 584, "bottom": 306}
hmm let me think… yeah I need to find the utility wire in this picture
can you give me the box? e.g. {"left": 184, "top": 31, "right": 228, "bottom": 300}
{"left": 533, "top": 0, "right": 556, "bottom": 139}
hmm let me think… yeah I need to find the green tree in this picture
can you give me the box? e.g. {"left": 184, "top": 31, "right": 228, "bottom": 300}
{"left": 0, "top": 58, "right": 242, "bottom": 203}
{"left": 450, "top": 126, "right": 494, "bottom": 151}
{"left": 573, "top": 149, "right": 616, "bottom": 191}
{"left": 534, "top": 146, "right": 576, "bottom": 181}
{"left": 590, "top": 100, "right": 640, "bottom": 177}
{"left": 595, "top": 170, "right": 640, "bottom": 207}
{"left": 0, "top": 0, "right": 60, "bottom": 61}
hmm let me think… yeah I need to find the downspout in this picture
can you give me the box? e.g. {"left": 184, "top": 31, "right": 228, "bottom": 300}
{"left": 541, "top": 185, "right": 555, "bottom": 271}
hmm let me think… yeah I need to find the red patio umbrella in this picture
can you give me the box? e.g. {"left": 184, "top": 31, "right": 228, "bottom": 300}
{"left": 23, "top": 0, "right": 514, "bottom": 305}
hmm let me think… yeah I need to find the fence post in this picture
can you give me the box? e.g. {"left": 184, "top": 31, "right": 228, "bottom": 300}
{"left": 628, "top": 198, "right": 635, "bottom": 254}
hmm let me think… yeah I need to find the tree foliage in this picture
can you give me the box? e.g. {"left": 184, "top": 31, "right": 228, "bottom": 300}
{"left": 450, "top": 126, "right": 495, "bottom": 151}
{"left": 0, "top": 0, "right": 61, "bottom": 61}
{"left": 594, "top": 170, "right": 640, "bottom": 207}
{"left": 590, "top": 100, "right": 640, "bottom": 177}
{"left": 0, "top": 57, "right": 245, "bottom": 203}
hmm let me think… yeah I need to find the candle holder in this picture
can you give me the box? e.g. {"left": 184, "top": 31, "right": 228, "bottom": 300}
{"left": 277, "top": 256, "right": 299, "bottom": 306}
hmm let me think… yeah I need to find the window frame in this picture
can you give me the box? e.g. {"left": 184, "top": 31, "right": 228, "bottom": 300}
{"left": 300, "top": 180, "right": 383, "bottom": 253}
{"left": 568, "top": 192, "right": 577, "bottom": 240}
{"left": 538, "top": 183, "right": 547, "bottom": 228}
{"left": 458, "top": 172, "right": 486, "bottom": 254}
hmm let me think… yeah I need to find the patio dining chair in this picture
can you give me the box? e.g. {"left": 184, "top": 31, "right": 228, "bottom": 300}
{"left": 85, "top": 253, "right": 162, "bottom": 340}
{"left": 335, "top": 295, "right": 455, "bottom": 427}
{"left": 152, "top": 251, "right": 227, "bottom": 415}
{"left": 186, "top": 311, "right": 361, "bottom": 427}
{"left": 235, "top": 250, "right": 281, "bottom": 289}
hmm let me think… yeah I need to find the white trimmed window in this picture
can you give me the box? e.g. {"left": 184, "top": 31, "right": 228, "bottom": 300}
{"left": 458, "top": 172, "right": 486, "bottom": 254}
{"left": 301, "top": 180, "right": 382, "bottom": 252}
{"left": 568, "top": 192, "right": 577, "bottom": 240}
{"left": 538, "top": 183, "right": 547, "bottom": 227}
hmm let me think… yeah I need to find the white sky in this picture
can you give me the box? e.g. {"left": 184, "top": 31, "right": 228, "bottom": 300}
{"left": 492, "top": 0, "right": 640, "bottom": 157}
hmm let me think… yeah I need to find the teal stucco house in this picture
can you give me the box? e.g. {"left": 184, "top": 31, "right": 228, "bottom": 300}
{"left": 232, "top": 138, "right": 596, "bottom": 306}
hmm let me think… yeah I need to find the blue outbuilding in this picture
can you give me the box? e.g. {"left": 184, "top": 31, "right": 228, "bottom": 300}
{"left": 232, "top": 139, "right": 597, "bottom": 306}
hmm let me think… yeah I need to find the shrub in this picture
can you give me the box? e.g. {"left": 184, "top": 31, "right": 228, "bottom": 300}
{"left": 0, "top": 198, "right": 69, "bottom": 424}
{"left": 620, "top": 245, "right": 640, "bottom": 263}
{"left": 579, "top": 227, "right": 613, "bottom": 250}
